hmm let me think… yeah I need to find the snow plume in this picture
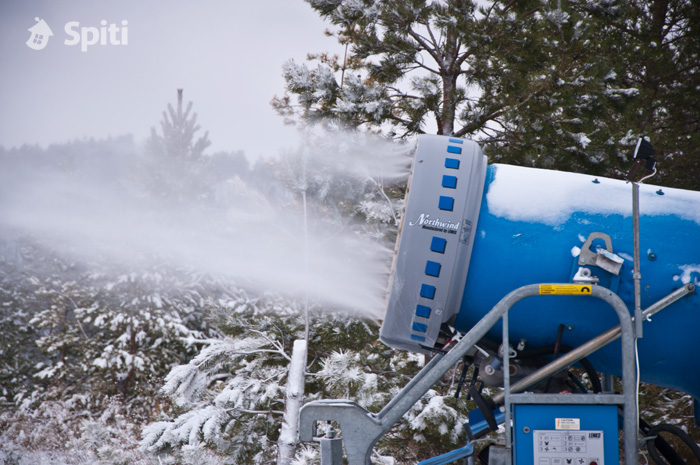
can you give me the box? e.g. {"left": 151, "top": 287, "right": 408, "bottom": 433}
{"left": 290, "top": 127, "right": 414, "bottom": 182}
{"left": 0, "top": 131, "right": 412, "bottom": 318}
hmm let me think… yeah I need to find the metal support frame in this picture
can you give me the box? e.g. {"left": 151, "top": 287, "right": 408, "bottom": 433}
{"left": 632, "top": 182, "right": 644, "bottom": 337}
{"left": 299, "top": 283, "right": 693, "bottom": 465}
{"left": 491, "top": 283, "right": 695, "bottom": 406}
{"left": 504, "top": 288, "right": 636, "bottom": 465}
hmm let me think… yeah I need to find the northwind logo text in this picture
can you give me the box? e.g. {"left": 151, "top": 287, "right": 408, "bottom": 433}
{"left": 408, "top": 214, "right": 460, "bottom": 234}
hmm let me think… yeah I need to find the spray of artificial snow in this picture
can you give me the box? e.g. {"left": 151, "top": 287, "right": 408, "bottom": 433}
{"left": 0, "top": 130, "right": 412, "bottom": 318}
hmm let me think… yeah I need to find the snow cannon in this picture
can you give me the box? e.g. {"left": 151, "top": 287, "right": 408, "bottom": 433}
{"left": 381, "top": 134, "right": 700, "bottom": 403}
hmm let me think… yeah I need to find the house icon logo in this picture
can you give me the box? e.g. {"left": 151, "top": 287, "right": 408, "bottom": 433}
{"left": 27, "top": 17, "right": 53, "bottom": 51}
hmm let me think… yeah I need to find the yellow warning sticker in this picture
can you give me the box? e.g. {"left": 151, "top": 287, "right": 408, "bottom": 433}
{"left": 539, "top": 284, "right": 593, "bottom": 295}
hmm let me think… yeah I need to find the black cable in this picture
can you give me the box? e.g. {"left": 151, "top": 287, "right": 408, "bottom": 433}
{"left": 640, "top": 418, "right": 685, "bottom": 465}
{"left": 544, "top": 324, "right": 566, "bottom": 392}
{"left": 646, "top": 423, "right": 700, "bottom": 464}
{"left": 454, "top": 358, "right": 472, "bottom": 399}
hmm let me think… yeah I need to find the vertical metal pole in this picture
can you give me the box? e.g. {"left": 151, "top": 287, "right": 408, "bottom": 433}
{"left": 502, "top": 312, "right": 512, "bottom": 463}
{"left": 632, "top": 183, "right": 643, "bottom": 337}
{"left": 320, "top": 427, "right": 344, "bottom": 465}
{"left": 601, "top": 373, "right": 615, "bottom": 393}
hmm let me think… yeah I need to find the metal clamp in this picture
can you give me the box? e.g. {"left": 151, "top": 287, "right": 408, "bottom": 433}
{"left": 578, "top": 232, "right": 624, "bottom": 275}
{"left": 299, "top": 400, "right": 383, "bottom": 465}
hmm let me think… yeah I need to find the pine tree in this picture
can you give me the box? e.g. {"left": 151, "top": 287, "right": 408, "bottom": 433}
{"left": 146, "top": 89, "right": 212, "bottom": 201}
{"left": 273, "top": 0, "right": 629, "bottom": 167}
{"left": 140, "top": 296, "right": 474, "bottom": 465}
{"left": 471, "top": 1, "right": 633, "bottom": 176}
{"left": 579, "top": 0, "right": 700, "bottom": 189}
{"left": 478, "top": 0, "right": 700, "bottom": 186}
{"left": 272, "top": 0, "right": 490, "bottom": 137}
{"left": 148, "top": 89, "right": 211, "bottom": 161}
{"left": 276, "top": 0, "right": 700, "bottom": 187}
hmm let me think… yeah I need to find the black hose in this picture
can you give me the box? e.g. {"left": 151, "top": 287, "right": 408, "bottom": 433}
{"left": 646, "top": 423, "right": 700, "bottom": 464}
{"left": 544, "top": 324, "right": 566, "bottom": 392}
{"left": 640, "top": 418, "right": 685, "bottom": 465}
{"left": 552, "top": 324, "right": 565, "bottom": 356}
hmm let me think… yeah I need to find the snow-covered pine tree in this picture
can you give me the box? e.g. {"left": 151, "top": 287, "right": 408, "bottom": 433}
{"left": 275, "top": 0, "right": 622, "bottom": 167}
{"left": 0, "top": 233, "right": 227, "bottom": 464}
{"left": 471, "top": 0, "right": 634, "bottom": 176}
{"left": 140, "top": 293, "right": 476, "bottom": 465}
{"left": 272, "top": 0, "right": 487, "bottom": 137}
{"left": 577, "top": 0, "right": 700, "bottom": 189}
{"left": 277, "top": 0, "right": 700, "bottom": 188}
{"left": 141, "top": 293, "right": 302, "bottom": 465}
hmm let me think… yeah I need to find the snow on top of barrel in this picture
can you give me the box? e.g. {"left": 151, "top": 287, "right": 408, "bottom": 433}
{"left": 486, "top": 164, "right": 700, "bottom": 226}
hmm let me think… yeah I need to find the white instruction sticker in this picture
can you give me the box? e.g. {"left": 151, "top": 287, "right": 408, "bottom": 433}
{"left": 534, "top": 430, "right": 604, "bottom": 464}
{"left": 555, "top": 418, "right": 581, "bottom": 430}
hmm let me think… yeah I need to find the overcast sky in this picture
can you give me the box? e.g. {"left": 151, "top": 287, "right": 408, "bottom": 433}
{"left": 0, "top": 1, "right": 340, "bottom": 158}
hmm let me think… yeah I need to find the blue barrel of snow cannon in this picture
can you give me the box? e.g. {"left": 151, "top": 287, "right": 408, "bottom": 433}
{"left": 381, "top": 134, "right": 700, "bottom": 401}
